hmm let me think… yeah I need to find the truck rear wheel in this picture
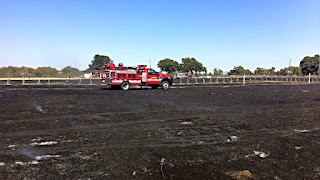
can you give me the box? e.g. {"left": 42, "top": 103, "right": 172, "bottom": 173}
{"left": 121, "top": 82, "right": 130, "bottom": 91}
{"left": 161, "top": 81, "right": 170, "bottom": 90}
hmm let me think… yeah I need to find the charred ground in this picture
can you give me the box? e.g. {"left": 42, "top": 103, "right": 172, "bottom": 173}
{"left": 0, "top": 84, "right": 320, "bottom": 179}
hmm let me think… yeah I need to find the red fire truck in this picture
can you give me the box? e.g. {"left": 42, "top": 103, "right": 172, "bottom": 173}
{"left": 100, "top": 63, "right": 173, "bottom": 90}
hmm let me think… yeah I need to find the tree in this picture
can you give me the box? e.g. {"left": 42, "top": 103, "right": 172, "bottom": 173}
{"left": 299, "top": 54, "right": 319, "bottom": 75}
{"left": 267, "top": 67, "right": 276, "bottom": 75}
{"left": 88, "top": 54, "right": 113, "bottom": 70}
{"left": 254, "top": 67, "right": 267, "bottom": 75}
{"left": 157, "top": 58, "right": 180, "bottom": 73}
{"left": 180, "top": 57, "right": 206, "bottom": 75}
{"left": 277, "top": 67, "right": 302, "bottom": 76}
{"left": 213, "top": 68, "right": 223, "bottom": 76}
{"left": 34, "top": 67, "right": 59, "bottom": 77}
{"left": 0, "top": 66, "right": 18, "bottom": 77}
{"left": 228, "top": 66, "right": 252, "bottom": 75}
{"left": 61, "top": 66, "right": 82, "bottom": 77}
{"left": 0, "top": 66, "right": 36, "bottom": 77}
{"left": 254, "top": 67, "right": 276, "bottom": 75}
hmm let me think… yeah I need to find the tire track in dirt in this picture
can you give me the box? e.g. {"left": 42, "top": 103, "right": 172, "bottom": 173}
{"left": 1, "top": 126, "right": 316, "bottom": 156}
{"left": 0, "top": 107, "right": 320, "bottom": 137}
{"left": 0, "top": 108, "right": 192, "bottom": 124}
{"left": 1, "top": 101, "right": 319, "bottom": 125}
{"left": 0, "top": 106, "right": 319, "bottom": 137}
{"left": 0, "top": 114, "right": 214, "bottom": 137}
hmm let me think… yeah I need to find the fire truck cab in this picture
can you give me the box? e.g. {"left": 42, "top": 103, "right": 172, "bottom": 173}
{"left": 100, "top": 63, "right": 173, "bottom": 90}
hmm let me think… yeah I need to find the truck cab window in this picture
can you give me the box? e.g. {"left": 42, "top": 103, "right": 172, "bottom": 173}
{"left": 148, "top": 70, "right": 157, "bottom": 75}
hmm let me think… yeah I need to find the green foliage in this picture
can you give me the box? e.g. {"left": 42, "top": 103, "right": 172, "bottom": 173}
{"left": 0, "top": 66, "right": 36, "bottom": 77}
{"left": 157, "top": 58, "right": 180, "bottom": 73}
{"left": 61, "top": 66, "right": 82, "bottom": 77}
{"left": 34, "top": 67, "right": 59, "bottom": 77}
{"left": 180, "top": 57, "right": 206, "bottom": 75}
{"left": 299, "top": 55, "right": 319, "bottom": 75}
{"left": 228, "top": 66, "right": 252, "bottom": 75}
{"left": 213, "top": 68, "right": 223, "bottom": 76}
{"left": 254, "top": 67, "right": 267, "bottom": 75}
{"left": 254, "top": 67, "right": 276, "bottom": 75}
{"left": 88, "top": 54, "right": 113, "bottom": 70}
{"left": 0, "top": 66, "right": 82, "bottom": 77}
{"left": 277, "top": 66, "right": 302, "bottom": 76}
{"left": 268, "top": 67, "right": 276, "bottom": 75}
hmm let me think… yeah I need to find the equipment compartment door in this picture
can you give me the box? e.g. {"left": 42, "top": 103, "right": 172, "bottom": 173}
{"left": 142, "top": 72, "right": 147, "bottom": 82}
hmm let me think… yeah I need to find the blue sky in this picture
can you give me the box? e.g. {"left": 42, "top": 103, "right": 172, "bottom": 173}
{"left": 0, "top": 0, "right": 319, "bottom": 72}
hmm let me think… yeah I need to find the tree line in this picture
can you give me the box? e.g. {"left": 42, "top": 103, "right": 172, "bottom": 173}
{"left": 0, "top": 54, "right": 113, "bottom": 78}
{"left": 0, "top": 54, "right": 319, "bottom": 77}
{"left": 0, "top": 66, "right": 83, "bottom": 78}
{"left": 157, "top": 54, "right": 320, "bottom": 76}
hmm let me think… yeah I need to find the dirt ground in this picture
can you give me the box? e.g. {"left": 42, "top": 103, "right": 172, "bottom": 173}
{"left": 0, "top": 84, "right": 320, "bottom": 179}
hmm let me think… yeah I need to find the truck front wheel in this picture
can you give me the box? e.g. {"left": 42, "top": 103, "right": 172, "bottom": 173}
{"left": 121, "top": 82, "right": 130, "bottom": 91}
{"left": 161, "top": 81, "right": 170, "bottom": 90}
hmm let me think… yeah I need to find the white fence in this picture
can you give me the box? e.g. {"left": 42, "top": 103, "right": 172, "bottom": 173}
{"left": 0, "top": 75, "right": 320, "bottom": 85}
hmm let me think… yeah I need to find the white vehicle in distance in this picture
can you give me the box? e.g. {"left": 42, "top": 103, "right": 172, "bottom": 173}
{"left": 176, "top": 72, "right": 191, "bottom": 79}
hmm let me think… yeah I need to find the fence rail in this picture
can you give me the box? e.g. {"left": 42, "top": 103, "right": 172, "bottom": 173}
{"left": 0, "top": 76, "right": 320, "bottom": 85}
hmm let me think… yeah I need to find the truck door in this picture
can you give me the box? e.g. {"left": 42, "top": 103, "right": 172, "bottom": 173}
{"left": 147, "top": 69, "right": 161, "bottom": 85}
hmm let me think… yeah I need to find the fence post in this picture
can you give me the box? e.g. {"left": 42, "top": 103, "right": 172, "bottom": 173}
{"left": 6, "top": 77, "right": 10, "bottom": 85}
{"left": 48, "top": 79, "right": 50, "bottom": 85}
{"left": 90, "top": 78, "right": 92, "bottom": 85}
{"left": 38, "top": 77, "right": 40, "bottom": 85}
{"left": 230, "top": 78, "right": 233, "bottom": 83}
{"left": 243, "top": 74, "right": 245, "bottom": 86}
{"left": 203, "top": 78, "right": 205, "bottom": 84}
{"left": 180, "top": 78, "right": 182, "bottom": 84}
{"left": 309, "top": 73, "right": 311, "bottom": 84}
{"left": 22, "top": 76, "right": 25, "bottom": 85}
{"left": 216, "top": 77, "right": 218, "bottom": 83}
{"left": 79, "top": 78, "right": 81, "bottom": 84}
{"left": 195, "top": 78, "right": 197, "bottom": 84}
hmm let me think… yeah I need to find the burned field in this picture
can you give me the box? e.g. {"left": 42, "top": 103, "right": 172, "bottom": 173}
{"left": 0, "top": 84, "right": 320, "bottom": 179}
